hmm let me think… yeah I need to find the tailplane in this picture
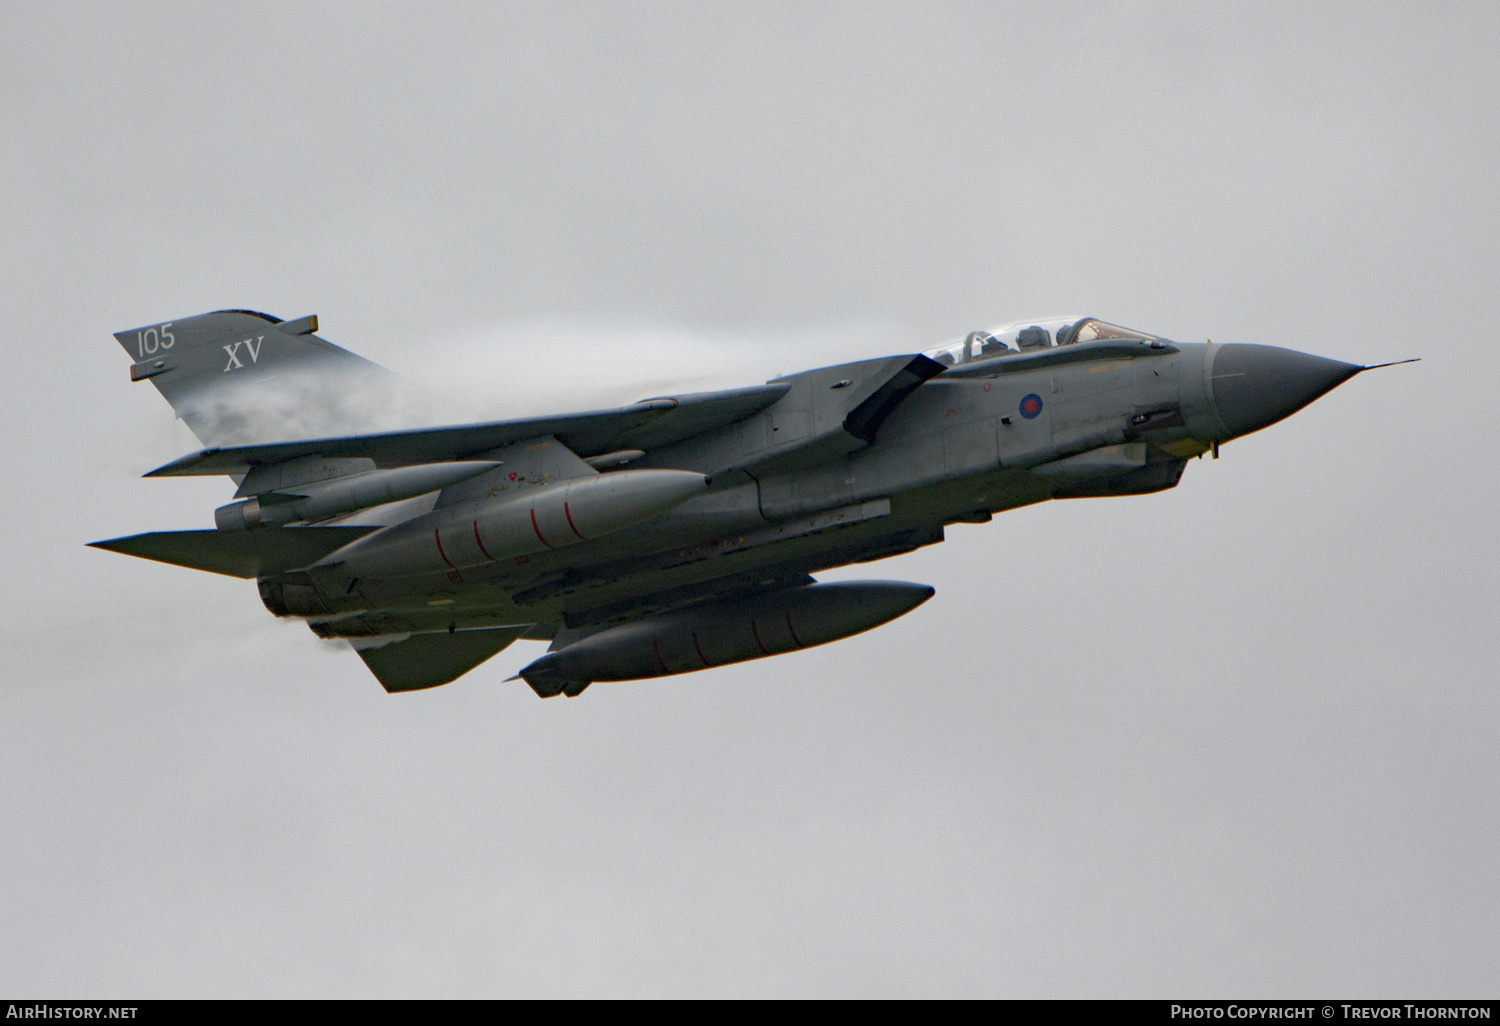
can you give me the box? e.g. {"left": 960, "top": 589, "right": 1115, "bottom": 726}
{"left": 114, "top": 309, "right": 407, "bottom": 446}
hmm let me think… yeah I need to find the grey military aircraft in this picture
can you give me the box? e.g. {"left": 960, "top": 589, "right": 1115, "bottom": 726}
{"left": 93, "top": 310, "right": 1406, "bottom": 696}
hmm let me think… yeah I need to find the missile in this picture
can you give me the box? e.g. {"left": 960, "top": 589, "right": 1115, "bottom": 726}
{"left": 319, "top": 468, "right": 708, "bottom": 578}
{"left": 519, "top": 579, "right": 935, "bottom": 696}
{"left": 214, "top": 461, "right": 502, "bottom": 530}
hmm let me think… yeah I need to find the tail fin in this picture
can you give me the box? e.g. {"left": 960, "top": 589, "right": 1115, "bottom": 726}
{"left": 114, "top": 309, "right": 405, "bottom": 446}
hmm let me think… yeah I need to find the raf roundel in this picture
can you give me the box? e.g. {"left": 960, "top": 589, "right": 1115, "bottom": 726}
{"left": 1019, "top": 393, "right": 1044, "bottom": 419}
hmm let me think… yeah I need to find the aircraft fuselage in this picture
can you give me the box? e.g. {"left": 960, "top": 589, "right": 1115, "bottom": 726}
{"left": 269, "top": 338, "right": 1354, "bottom": 642}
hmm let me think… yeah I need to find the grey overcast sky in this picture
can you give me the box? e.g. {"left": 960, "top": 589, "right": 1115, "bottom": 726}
{"left": 0, "top": 1, "right": 1496, "bottom": 998}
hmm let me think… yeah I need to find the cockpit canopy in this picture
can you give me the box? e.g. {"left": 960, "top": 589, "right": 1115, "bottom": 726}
{"left": 924, "top": 317, "right": 1164, "bottom": 367}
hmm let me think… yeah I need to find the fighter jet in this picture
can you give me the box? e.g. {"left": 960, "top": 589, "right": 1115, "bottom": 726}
{"left": 93, "top": 310, "right": 1406, "bottom": 696}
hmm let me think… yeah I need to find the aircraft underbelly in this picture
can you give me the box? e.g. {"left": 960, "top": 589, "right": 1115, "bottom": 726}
{"left": 307, "top": 462, "right": 1046, "bottom": 638}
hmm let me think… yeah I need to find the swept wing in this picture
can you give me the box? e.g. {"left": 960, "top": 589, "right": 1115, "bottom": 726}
{"left": 145, "top": 384, "right": 790, "bottom": 478}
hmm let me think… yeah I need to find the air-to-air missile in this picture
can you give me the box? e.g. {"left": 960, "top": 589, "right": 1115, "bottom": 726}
{"left": 92, "top": 310, "right": 1410, "bottom": 695}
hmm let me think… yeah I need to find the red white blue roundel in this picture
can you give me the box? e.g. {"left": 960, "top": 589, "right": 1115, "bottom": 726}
{"left": 1019, "top": 393, "right": 1044, "bottom": 419}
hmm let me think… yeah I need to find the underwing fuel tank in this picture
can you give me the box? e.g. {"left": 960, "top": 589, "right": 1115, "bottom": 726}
{"left": 319, "top": 468, "right": 708, "bottom": 578}
{"left": 518, "top": 580, "right": 936, "bottom": 697}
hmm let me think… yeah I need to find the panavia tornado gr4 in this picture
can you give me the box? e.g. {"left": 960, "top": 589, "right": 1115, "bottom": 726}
{"left": 93, "top": 310, "right": 1407, "bottom": 696}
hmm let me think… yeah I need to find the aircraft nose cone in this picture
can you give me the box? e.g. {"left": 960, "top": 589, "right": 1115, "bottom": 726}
{"left": 1210, "top": 344, "right": 1362, "bottom": 440}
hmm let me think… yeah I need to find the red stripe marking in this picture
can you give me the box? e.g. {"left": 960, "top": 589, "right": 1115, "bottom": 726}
{"left": 785, "top": 613, "right": 804, "bottom": 649}
{"left": 652, "top": 639, "right": 669, "bottom": 674}
{"left": 564, "top": 501, "right": 586, "bottom": 540}
{"left": 529, "top": 507, "right": 551, "bottom": 548}
{"left": 692, "top": 631, "right": 710, "bottom": 667}
{"left": 434, "top": 528, "right": 455, "bottom": 568}
{"left": 472, "top": 520, "right": 493, "bottom": 561}
{"left": 751, "top": 619, "right": 770, "bottom": 655}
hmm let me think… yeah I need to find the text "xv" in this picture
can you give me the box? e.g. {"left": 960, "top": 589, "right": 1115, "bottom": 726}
{"left": 224, "top": 336, "right": 264, "bottom": 372}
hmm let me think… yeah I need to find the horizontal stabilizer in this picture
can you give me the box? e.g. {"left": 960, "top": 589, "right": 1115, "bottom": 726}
{"left": 354, "top": 626, "right": 530, "bottom": 692}
{"left": 88, "top": 526, "right": 377, "bottom": 578}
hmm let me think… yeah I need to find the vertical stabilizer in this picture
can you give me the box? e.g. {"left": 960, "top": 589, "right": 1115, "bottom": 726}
{"left": 114, "top": 310, "right": 405, "bottom": 446}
